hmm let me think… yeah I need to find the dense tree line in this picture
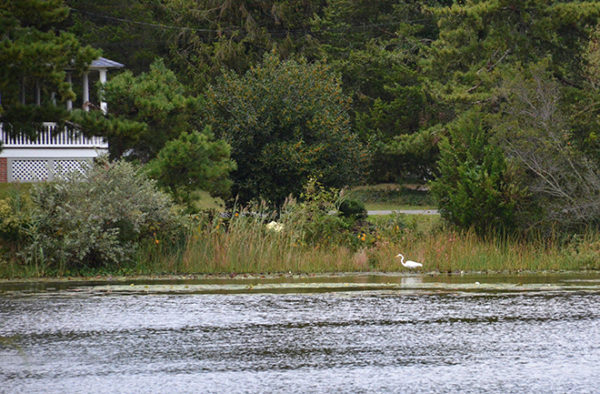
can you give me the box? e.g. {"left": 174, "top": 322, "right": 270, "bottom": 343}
{"left": 2, "top": 0, "right": 600, "bottom": 232}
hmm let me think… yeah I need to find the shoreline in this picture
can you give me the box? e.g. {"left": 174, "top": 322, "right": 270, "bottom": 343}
{"left": 2, "top": 269, "right": 600, "bottom": 284}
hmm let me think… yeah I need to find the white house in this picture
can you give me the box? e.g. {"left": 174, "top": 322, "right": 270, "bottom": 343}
{"left": 0, "top": 57, "right": 124, "bottom": 183}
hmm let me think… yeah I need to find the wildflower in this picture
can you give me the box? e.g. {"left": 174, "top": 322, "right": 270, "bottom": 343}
{"left": 155, "top": 239, "right": 160, "bottom": 245}
{"left": 266, "top": 221, "right": 284, "bottom": 232}
{"left": 234, "top": 212, "right": 239, "bottom": 217}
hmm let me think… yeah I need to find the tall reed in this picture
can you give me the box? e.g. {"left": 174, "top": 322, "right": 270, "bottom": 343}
{"left": 129, "top": 211, "right": 600, "bottom": 275}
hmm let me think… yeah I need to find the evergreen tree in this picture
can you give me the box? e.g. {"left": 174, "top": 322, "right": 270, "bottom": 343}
{"left": 66, "top": 0, "right": 171, "bottom": 74}
{"left": 313, "top": 1, "right": 447, "bottom": 182}
{"left": 162, "top": 0, "right": 325, "bottom": 92}
{"left": 71, "top": 59, "right": 203, "bottom": 161}
{"left": 147, "top": 127, "right": 236, "bottom": 207}
{"left": 425, "top": 0, "right": 600, "bottom": 107}
{"left": 430, "top": 110, "right": 526, "bottom": 232}
{"left": 0, "top": 0, "right": 99, "bottom": 133}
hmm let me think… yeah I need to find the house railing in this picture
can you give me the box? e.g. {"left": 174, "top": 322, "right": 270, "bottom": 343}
{"left": 0, "top": 122, "right": 108, "bottom": 148}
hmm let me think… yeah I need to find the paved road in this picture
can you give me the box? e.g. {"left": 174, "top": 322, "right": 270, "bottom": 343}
{"left": 368, "top": 209, "right": 439, "bottom": 215}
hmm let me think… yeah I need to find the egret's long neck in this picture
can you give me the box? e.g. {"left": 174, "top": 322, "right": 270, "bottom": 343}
{"left": 399, "top": 254, "right": 405, "bottom": 265}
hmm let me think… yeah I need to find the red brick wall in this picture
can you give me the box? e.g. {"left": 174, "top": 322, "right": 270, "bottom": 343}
{"left": 0, "top": 158, "right": 7, "bottom": 183}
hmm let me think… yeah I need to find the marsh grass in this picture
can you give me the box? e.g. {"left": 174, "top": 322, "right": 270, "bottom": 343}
{"left": 123, "top": 211, "right": 600, "bottom": 275}
{"left": 2, "top": 200, "right": 600, "bottom": 278}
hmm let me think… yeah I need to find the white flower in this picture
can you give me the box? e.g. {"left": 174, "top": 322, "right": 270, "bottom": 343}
{"left": 266, "top": 221, "right": 284, "bottom": 232}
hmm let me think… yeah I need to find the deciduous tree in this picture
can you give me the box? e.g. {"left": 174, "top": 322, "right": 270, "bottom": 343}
{"left": 204, "top": 52, "right": 367, "bottom": 205}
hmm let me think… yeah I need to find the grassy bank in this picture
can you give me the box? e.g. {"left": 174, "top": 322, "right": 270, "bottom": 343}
{"left": 3, "top": 213, "right": 597, "bottom": 279}
{"left": 128, "top": 223, "right": 599, "bottom": 275}
{"left": 1, "top": 181, "right": 599, "bottom": 279}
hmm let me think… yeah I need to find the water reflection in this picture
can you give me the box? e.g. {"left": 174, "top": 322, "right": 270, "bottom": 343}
{"left": 400, "top": 275, "right": 422, "bottom": 286}
{"left": 1, "top": 275, "right": 600, "bottom": 392}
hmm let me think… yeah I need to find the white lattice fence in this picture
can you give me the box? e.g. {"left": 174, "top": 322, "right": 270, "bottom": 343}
{"left": 10, "top": 160, "right": 49, "bottom": 182}
{"left": 54, "top": 160, "right": 89, "bottom": 178}
{"left": 8, "top": 159, "right": 91, "bottom": 182}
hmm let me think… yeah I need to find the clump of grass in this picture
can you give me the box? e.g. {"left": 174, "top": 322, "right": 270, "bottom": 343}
{"left": 131, "top": 198, "right": 369, "bottom": 274}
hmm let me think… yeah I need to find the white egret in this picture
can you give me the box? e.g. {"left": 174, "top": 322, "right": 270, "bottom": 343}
{"left": 396, "top": 253, "right": 423, "bottom": 269}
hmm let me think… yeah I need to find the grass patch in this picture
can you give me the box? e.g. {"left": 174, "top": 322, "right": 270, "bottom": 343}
{"left": 189, "top": 190, "right": 224, "bottom": 211}
{"left": 363, "top": 202, "right": 437, "bottom": 211}
{"left": 119, "top": 222, "right": 600, "bottom": 276}
{"left": 3, "top": 216, "right": 600, "bottom": 278}
{"left": 347, "top": 183, "right": 434, "bottom": 210}
{"left": 368, "top": 213, "right": 442, "bottom": 234}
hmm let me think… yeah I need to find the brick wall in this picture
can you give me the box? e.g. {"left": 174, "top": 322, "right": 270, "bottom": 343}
{"left": 0, "top": 158, "right": 7, "bottom": 183}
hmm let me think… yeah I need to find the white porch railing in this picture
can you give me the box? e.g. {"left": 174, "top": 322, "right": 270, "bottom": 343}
{"left": 0, "top": 122, "right": 108, "bottom": 148}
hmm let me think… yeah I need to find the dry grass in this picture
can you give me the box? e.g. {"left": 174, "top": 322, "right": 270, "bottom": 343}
{"left": 130, "top": 214, "right": 600, "bottom": 275}
{"left": 3, "top": 201, "right": 599, "bottom": 278}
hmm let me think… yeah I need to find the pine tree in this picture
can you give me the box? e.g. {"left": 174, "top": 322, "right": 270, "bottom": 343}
{"left": 0, "top": 0, "right": 99, "bottom": 133}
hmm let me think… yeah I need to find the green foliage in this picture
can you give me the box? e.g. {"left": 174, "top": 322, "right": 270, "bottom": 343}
{"left": 570, "top": 25, "right": 600, "bottom": 160}
{"left": 66, "top": 0, "right": 170, "bottom": 74}
{"left": 375, "top": 124, "right": 443, "bottom": 182}
{"left": 0, "top": 193, "right": 31, "bottom": 245}
{"left": 146, "top": 127, "right": 236, "bottom": 207}
{"left": 205, "top": 52, "right": 367, "bottom": 206}
{"left": 430, "top": 111, "right": 526, "bottom": 232}
{"left": 348, "top": 184, "right": 434, "bottom": 208}
{"left": 338, "top": 198, "right": 367, "bottom": 220}
{"left": 425, "top": 0, "right": 600, "bottom": 107}
{"left": 72, "top": 59, "right": 202, "bottom": 161}
{"left": 24, "top": 159, "right": 183, "bottom": 272}
{"left": 280, "top": 178, "right": 356, "bottom": 249}
{"left": 313, "top": 1, "right": 444, "bottom": 182}
{"left": 494, "top": 60, "right": 600, "bottom": 229}
{"left": 163, "top": 0, "right": 323, "bottom": 92}
{"left": 0, "top": 0, "right": 99, "bottom": 126}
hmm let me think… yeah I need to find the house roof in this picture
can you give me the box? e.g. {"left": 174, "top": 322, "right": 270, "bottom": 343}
{"left": 89, "top": 57, "right": 125, "bottom": 70}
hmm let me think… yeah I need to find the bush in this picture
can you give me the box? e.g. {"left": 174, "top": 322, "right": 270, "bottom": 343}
{"left": 0, "top": 192, "right": 32, "bottom": 245}
{"left": 338, "top": 198, "right": 367, "bottom": 220}
{"left": 24, "top": 158, "right": 184, "bottom": 272}
{"left": 430, "top": 111, "right": 526, "bottom": 233}
{"left": 279, "top": 178, "right": 361, "bottom": 249}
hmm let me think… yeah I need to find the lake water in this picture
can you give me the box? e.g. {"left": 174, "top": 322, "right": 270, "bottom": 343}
{"left": 1, "top": 274, "right": 600, "bottom": 393}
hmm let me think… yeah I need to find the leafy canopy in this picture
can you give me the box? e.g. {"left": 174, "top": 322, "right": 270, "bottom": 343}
{"left": 205, "top": 52, "right": 367, "bottom": 206}
{"left": 430, "top": 110, "right": 526, "bottom": 232}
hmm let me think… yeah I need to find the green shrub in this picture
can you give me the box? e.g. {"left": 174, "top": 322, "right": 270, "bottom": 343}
{"left": 279, "top": 178, "right": 360, "bottom": 249}
{"left": 430, "top": 111, "right": 526, "bottom": 233}
{"left": 0, "top": 192, "right": 32, "bottom": 245}
{"left": 338, "top": 198, "right": 367, "bottom": 220}
{"left": 24, "top": 158, "right": 184, "bottom": 272}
